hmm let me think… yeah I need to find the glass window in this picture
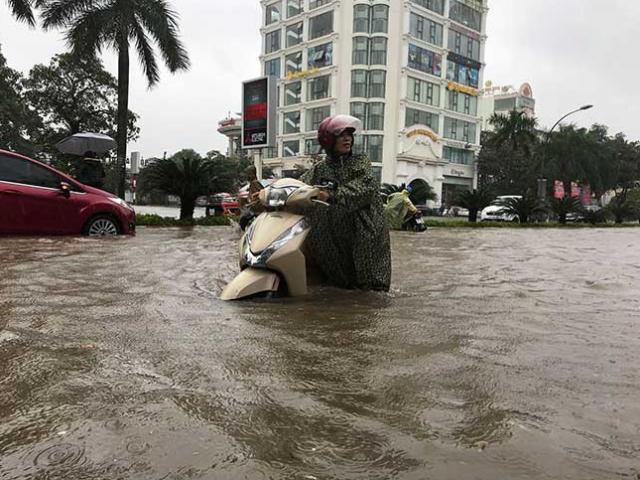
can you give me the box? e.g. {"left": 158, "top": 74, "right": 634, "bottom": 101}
{"left": 368, "top": 70, "right": 386, "bottom": 98}
{"left": 286, "top": 22, "right": 303, "bottom": 47}
{"left": 0, "top": 155, "right": 60, "bottom": 188}
{"left": 265, "top": 29, "right": 281, "bottom": 54}
{"left": 371, "top": 5, "right": 389, "bottom": 33}
{"left": 410, "top": 12, "right": 443, "bottom": 46}
{"left": 306, "top": 105, "right": 331, "bottom": 131}
{"left": 264, "top": 58, "right": 281, "bottom": 77}
{"left": 309, "top": 11, "right": 333, "bottom": 39}
{"left": 406, "top": 107, "right": 440, "bottom": 133}
{"left": 266, "top": 2, "right": 281, "bottom": 25}
{"left": 408, "top": 76, "right": 441, "bottom": 107}
{"left": 284, "top": 81, "right": 302, "bottom": 105}
{"left": 309, "top": 0, "right": 331, "bottom": 9}
{"left": 446, "top": 89, "right": 478, "bottom": 115}
{"left": 410, "top": 0, "right": 445, "bottom": 15}
{"left": 367, "top": 103, "right": 385, "bottom": 131}
{"left": 443, "top": 146, "right": 474, "bottom": 165}
{"left": 494, "top": 97, "right": 517, "bottom": 111}
{"left": 446, "top": 57, "right": 480, "bottom": 88}
{"left": 285, "top": 51, "right": 302, "bottom": 74}
{"left": 352, "top": 37, "right": 369, "bottom": 65}
{"left": 353, "top": 4, "right": 370, "bottom": 33}
{"left": 449, "top": 0, "right": 482, "bottom": 32}
{"left": 351, "top": 69, "right": 368, "bottom": 98}
{"left": 305, "top": 137, "right": 321, "bottom": 154}
{"left": 443, "top": 116, "right": 477, "bottom": 142}
{"left": 353, "top": 134, "right": 365, "bottom": 155}
{"left": 448, "top": 29, "right": 480, "bottom": 61}
{"left": 366, "top": 135, "right": 384, "bottom": 162}
{"left": 370, "top": 37, "right": 387, "bottom": 65}
{"left": 283, "top": 140, "right": 300, "bottom": 157}
{"left": 283, "top": 111, "right": 301, "bottom": 134}
{"left": 308, "top": 42, "right": 333, "bottom": 68}
{"left": 287, "top": 0, "right": 303, "bottom": 17}
{"left": 408, "top": 44, "right": 442, "bottom": 77}
{"left": 307, "top": 74, "right": 331, "bottom": 101}
{"left": 350, "top": 102, "right": 367, "bottom": 125}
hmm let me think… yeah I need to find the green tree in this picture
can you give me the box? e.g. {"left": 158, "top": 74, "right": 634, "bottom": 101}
{"left": 41, "top": 0, "right": 190, "bottom": 199}
{"left": 23, "top": 52, "right": 139, "bottom": 161}
{"left": 497, "top": 195, "right": 545, "bottom": 224}
{"left": 137, "top": 149, "right": 219, "bottom": 220}
{"left": 455, "top": 188, "right": 493, "bottom": 223}
{"left": 489, "top": 110, "right": 538, "bottom": 156}
{"left": 550, "top": 196, "right": 581, "bottom": 225}
{"left": 5, "top": 0, "right": 36, "bottom": 25}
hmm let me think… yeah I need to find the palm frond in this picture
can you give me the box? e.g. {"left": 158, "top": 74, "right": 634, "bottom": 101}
{"left": 131, "top": 21, "right": 160, "bottom": 86}
{"left": 7, "top": 0, "right": 36, "bottom": 26}
{"left": 40, "top": 0, "right": 96, "bottom": 29}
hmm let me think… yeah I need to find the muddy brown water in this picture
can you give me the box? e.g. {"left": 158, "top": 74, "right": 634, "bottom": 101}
{"left": 1, "top": 227, "right": 639, "bottom": 479}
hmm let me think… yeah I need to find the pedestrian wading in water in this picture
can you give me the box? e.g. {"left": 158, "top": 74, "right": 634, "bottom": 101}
{"left": 301, "top": 115, "right": 392, "bottom": 292}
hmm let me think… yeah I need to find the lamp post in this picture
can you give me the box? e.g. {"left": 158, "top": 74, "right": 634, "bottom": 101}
{"left": 538, "top": 104, "right": 593, "bottom": 201}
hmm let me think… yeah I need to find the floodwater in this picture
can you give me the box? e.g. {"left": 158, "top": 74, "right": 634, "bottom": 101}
{"left": 1, "top": 227, "right": 639, "bottom": 479}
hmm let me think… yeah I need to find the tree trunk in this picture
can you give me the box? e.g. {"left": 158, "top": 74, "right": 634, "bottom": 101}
{"left": 559, "top": 213, "right": 567, "bottom": 225}
{"left": 116, "top": 41, "right": 130, "bottom": 199}
{"left": 468, "top": 209, "right": 478, "bottom": 222}
{"left": 180, "top": 197, "right": 196, "bottom": 220}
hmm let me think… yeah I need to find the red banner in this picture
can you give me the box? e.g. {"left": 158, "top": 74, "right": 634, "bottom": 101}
{"left": 553, "top": 180, "right": 565, "bottom": 199}
{"left": 581, "top": 184, "right": 591, "bottom": 204}
{"left": 570, "top": 182, "right": 580, "bottom": 198}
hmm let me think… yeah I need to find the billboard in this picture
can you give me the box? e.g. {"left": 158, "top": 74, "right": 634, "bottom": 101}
{"left": 242, "top": 76, "right": 277, "bottom": 149}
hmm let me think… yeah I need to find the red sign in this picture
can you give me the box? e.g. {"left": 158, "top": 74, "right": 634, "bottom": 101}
{"left": 553, "top": 180, "right": 565, "bottom": 199}
{"left": 570, "top": 182, "right": 580, "bottom": 198}
{"left": 581, "top": 184, "right": 591, "bottom": 204}
{"left": 244, "top": 103, "right": 267, "bottom": 122}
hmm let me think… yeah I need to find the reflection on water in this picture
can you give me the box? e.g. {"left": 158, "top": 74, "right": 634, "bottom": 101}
{"left": 1, "top": 227, "right": 640, "bottom": 479}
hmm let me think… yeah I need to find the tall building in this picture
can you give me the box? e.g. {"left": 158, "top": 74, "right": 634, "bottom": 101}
{"left": 217, "top": 115, "right": 244, "bottom": 157}
{"left": 479, "top": 82, "right": 536, "bottom": 131}
{"left": 260, "top": 0, "right": 488, "bottom": 205}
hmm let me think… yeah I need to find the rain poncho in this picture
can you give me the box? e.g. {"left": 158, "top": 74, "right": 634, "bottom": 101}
{"left": 300, "top": 153, "right": 391, "bottom": 291}
{"left": 384, "top": 191, "right": 418, "bottom": 230}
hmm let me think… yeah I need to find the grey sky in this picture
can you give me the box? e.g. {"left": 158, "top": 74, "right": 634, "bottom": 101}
{"left": 0, "top": 0, "right": 635, "bottom": 158}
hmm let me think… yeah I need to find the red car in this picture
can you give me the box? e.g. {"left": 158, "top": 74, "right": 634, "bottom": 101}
{"left": 0, "top": 149, "right": 135, "bottom": 236}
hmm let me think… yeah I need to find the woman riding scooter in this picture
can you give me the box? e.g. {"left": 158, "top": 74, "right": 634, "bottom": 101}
{"left": 300, "top": 115, "right": 391, "bottom": 292}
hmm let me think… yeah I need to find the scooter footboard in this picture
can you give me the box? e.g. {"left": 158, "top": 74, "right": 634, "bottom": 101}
{"left": 220, "top": 268, "right": 280, "bottom": 301}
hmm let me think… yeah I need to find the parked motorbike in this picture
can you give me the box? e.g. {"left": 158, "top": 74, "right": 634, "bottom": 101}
{"left": 402, "top": 211, "right": 427, "bottom": 232}
{"left": 220, "top": 178, "right": 327, "bottom": 301}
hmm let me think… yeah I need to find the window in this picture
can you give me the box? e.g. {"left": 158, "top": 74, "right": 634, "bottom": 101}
{"left": 410, "top": 13, "right": 443, "bottom": 46}
{"left": 307, "top": 74, "right": 331, "bottom": 101}
{"left": 408, "top": 44, "right": 442, "bottom": 77}
{"left": 350, "top": 102, "right": 367, "bottom": 125}
{"left": 448, "top": 28, "right": 480, "bottom": 61}
{"left": 351, "top": 70, "right": 386, "bottom": 98}
{"left": 369, "top": 70, "right": 386, "bottom": 98}
{"left": 410, "top": 0, "right": 445, "bottom": 15}
{"left": 352, "top": 37, "right": 369, "bottom": 65}
{"left": 264, "top": 58, "right": 281, "bottom": 77}
{"left": 265, "top": 30, "right": 281, "bottom": 54}
{"left": 285, "top": 51, "right": 302, "bottom": 74}
{"left": 284, "top": 81, "right": 302, "bottom": 105}
{"left": 0, "top": 155, "right": 60, "bottom": 188}
{"left": 353, "top": 4, "right": 370, "bottom": 33}
{"left": 371, "top": 166, "right": 382, "bottom": 182}
{"left": 370, "top": 37, "right": 387, "bottom": 65}
{"left": 287, "top": 0, "right": 303, "bottom": 17}
{"left": 283, "top": 111, "right": 301, "bottom": 134}
{"left": 266, "top": 2, "right": 281, "bottom": 25}
{"left": 350, "top": 102, "right": 385, "bottom": 130}
{"left": 406, "top": 107, "right": 440, "bottom": 132}
{"left": 351, "top": 69, "right": 368, "bottom": 97}
{"left": 306, "top": 105, "right": 331, "bottom": 131}
{"left": 305, "top": 137, "right": 321, "bottom": 154}
{"left": 449, "top": 0, "right": 482, "bottom": 32}
{"left": 283, "top": 140, "right": 300, "bottom": 157}
{"left": 446, "top": 89, "right": 478, "bottom": 115}
{"left": 286, "top": 22, "right": 303, "bottom": 47}
{"left": 309, "top": 0, "right": 331, "bottom": 9}
{"left": 309, "top": 11, "right": 333, "bottom": 39}
{"left": 408, "top": 76, "right": 441, "bottom": 107}
{"left": 308, "top": 42, "right": 333, "bottom": 68}
{"left": 494, "top": 97, "right": 516, "bottom": 111}
{"left": 371, "top": 5, "right": 389, "bottom": 33}
{"left": 366, "top": 135, "right": 384, "bottom": 162}
{"left": 444, "top": 116, "right": 477, "bottom": 142}
{"left": 446, "top": 55, "right": 480, "bottom": 88}
{"left": 443, "top": 146, "right": 474, "bottom": 165}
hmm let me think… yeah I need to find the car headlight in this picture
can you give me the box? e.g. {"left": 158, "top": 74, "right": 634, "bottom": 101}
{"left": 243, "top": 219, "right": 308, "bottom": 267}
{"left": 265, "top": 186, "right": 297, "bottom": 208}
{"left": 108, "top": 197, "right": 133, "bottom": 210}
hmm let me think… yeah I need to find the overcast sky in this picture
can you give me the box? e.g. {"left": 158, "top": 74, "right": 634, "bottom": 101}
{"left": 0, "top": 0, "right": 635, "bottom": 158}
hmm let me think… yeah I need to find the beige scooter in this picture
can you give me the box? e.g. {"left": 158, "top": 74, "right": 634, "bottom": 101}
{"left": 220, "top": 178, "right": 325, "bottom": 301}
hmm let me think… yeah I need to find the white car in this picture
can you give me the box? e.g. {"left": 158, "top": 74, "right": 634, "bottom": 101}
{"left": 480, "top": 195, "right": 522, "bottom": 222}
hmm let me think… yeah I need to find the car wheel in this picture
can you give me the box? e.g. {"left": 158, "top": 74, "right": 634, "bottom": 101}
{"left": 84, "top": 215, "right": 120, "bottom": 236}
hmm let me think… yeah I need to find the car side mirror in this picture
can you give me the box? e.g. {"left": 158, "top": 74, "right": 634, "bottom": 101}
{"left": 60, "top": 182, "right": 71, "bottom": 198}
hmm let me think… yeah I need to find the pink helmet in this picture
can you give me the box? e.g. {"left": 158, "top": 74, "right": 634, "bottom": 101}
{"left": 317, "top": 115, "right": 362, "bottom": 150}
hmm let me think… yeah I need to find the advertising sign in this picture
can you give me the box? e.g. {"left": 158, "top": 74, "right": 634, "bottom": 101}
{"left": 581, "top": 184, "right": 591, "bottom": 205}
{"left": 553, "top": 180, "right": 565, "bottom": 199}
{"left": 242, "top": 76, "right": 277, "bottom": 149}
{"left": 570, "top": 181, "right": 580, "bottom": 198}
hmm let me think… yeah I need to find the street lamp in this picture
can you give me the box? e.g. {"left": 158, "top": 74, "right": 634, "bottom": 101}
{"left": 538, "top": 104, "right": 593, "bottom": 201}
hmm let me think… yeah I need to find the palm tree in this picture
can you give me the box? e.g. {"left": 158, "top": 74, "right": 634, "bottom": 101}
{"left": 455, "top": 188, "right": 493, "bottom": 223}
{"left": 380, "top": 182, "right": 437, "bottom": 205}
{"left": 489, "top": 110, "right": 538, "bottom": 156}
{"left": 138, "top": 149, "right": 219, "bottom": 220}
{"left": 5, "top": 0, "right": 36, "bottom": 25}
{"left": 550, "top": 196, "right": 581, "bottom": 225}
{"left": 41, "top": 0, "right": 190, "bottom": 199}
{"left": 497, "top": 195, "right": 545, "bottom": 224}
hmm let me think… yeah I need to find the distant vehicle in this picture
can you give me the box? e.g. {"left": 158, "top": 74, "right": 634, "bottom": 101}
{"left": 0, "top": 149, "right": 135, "bottom": 236}
{"left": 195, "top": 195, "right": 208, "bottom": 207}
{"left": 566, "top": 204, "right": 603, "bottom": 223}
{"left": 444, "top": 206, "right": 470, "bottom": 217}
{"left": 480, "top": 195, "right": 522, "bottom": 222}
{"left": 205, "top": 193, "right": 239, "bottom": 217}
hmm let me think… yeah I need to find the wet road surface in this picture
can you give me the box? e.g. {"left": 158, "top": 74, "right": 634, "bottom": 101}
{"left": 1, "top": 227, "right": 639, "bottom": 479}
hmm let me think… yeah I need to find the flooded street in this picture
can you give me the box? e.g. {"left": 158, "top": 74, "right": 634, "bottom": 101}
{"left": 1, "top": 227, "right": 639, "bottom": 479}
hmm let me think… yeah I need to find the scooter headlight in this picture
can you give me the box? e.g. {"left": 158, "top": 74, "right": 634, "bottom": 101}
{"left": 243, "top": 219, "right": 308, "bottom": 267}
{"left": 265, "top": 186, "right": 297, "bottom": 208}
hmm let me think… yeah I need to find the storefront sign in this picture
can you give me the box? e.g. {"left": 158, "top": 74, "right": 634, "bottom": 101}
{"left": 406, "top": 127, "right": 440, "bottom": 143}
{"left": 286, "top": 67, "right": 320, "bottom": 81}
{"left": 242, "top": 76, "right": 277, "bottom": 149}
{"left": 553, "top": 180, "right": 565, "bottom": 199}
{"left": 447, "top": 81, "right": 479, "bottom": 97}
{"left": 449, "top": 168, "right": 467, "bottom": 177}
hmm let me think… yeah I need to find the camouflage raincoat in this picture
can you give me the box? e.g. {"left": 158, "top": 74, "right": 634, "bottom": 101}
{"left": 300, "top": 153, "right": 391, "bottom": 291}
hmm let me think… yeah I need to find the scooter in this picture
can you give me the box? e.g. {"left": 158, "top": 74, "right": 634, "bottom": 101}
{"left": 402, "top": 211, "right": 427, "bottom": 232}
{"left": 220, "top": 178, "right": 325, "bottom": 301}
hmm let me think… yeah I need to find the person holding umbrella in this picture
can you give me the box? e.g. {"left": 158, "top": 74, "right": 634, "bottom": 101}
{"left": 56, "top": 133, "right": 116, "bottom": 188}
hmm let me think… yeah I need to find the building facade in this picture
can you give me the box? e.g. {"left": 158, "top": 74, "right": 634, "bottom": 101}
{"left": 217, "top": 116, "right": 244, "bottom": 158}
{"left": 478, "top": 82, "right": 536, "bottom": 131}
{"left": 259, "top": 0, "right": 488, "bottom": 205}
